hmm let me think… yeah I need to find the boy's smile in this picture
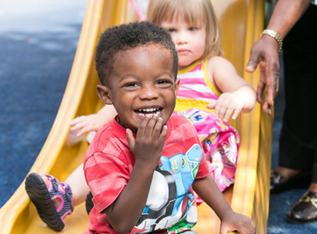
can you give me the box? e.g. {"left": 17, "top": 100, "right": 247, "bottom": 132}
{"left": 97, "top": 44, "right": 179, "bottom": 133}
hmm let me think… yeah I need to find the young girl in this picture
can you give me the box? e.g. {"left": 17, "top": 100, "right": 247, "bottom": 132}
{"left": 147, "top": 0, "right": 256, "bottom": 194}
{"left": 25, "top": 0, "right": 256, "bottom": 231}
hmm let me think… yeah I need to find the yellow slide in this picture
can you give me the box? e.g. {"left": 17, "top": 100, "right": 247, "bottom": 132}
{"left": 0, "top": 0, "right": 272, "bottom": 233}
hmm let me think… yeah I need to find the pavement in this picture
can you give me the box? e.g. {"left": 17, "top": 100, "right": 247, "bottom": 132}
{"left": 0, "top": 0, "right": 87, "bottom": 208}
{"left": 0, "top": 1, "right": 316, "bottom": 233}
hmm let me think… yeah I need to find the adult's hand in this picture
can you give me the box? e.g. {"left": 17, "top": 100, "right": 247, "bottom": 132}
{"left": 245, "top": 0, "right": 312, "bottom": 114}
{"left": 245, "top": 35, "right": 280, "bottom": 114}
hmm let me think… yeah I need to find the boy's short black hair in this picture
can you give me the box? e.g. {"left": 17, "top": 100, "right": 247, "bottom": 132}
{"left": 95, "top": 21, "right": 178, "bottom": 86}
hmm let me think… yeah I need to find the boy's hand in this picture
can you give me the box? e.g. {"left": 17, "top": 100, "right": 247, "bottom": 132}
{"left": 207, "top": 93, "right": 244, "bottom": 122}
{"left": 126, "top": 116, "right": 168, "bottom": 170}
{"left": 220, "top": 211, "right": 255, "bottom": 234}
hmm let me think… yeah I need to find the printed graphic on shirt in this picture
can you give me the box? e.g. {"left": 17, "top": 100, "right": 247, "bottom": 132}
{"left": 131, "top": 144, "right": 203, "bottom": 234}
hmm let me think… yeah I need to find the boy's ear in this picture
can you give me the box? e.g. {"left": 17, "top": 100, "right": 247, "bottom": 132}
{"left": 175, "top": 78, "right": 180, "bottom": 95}
{"left": 96, "top": 84, "right": 113, "bottom": 105}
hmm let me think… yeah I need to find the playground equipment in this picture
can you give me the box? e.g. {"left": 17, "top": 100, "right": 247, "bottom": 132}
{"left": 0, "top": 0, "right": 272, "bottom": 233}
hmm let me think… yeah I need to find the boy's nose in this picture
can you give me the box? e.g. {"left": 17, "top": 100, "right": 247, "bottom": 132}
{"left": 139, "top": 86, "right": 158, "bottom": 100}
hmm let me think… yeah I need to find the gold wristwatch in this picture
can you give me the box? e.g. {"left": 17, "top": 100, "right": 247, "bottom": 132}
{"left": 261, "top": 29, "right": 283, "bottom": 52}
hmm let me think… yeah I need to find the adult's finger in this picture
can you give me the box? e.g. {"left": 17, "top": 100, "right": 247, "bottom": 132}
{"left": 264, "top": 59, "right": 279, "bottom": 107}
{"left": 245, "top": 42, "right": 262, "bottom": 73}
{"left": 256, "top": 79, "right": 265, "bottom": 104}
{"left": 262, "top": 101, "right": 272, "bottom": 115}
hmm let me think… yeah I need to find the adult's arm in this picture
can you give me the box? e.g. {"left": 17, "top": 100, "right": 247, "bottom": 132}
{"left": 245, "top": 0, "right": 312, "bottom": 114}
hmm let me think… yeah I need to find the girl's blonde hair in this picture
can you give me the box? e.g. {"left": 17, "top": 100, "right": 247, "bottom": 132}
{"left": 146, "top": 0, "right": 223, "bottom": 60}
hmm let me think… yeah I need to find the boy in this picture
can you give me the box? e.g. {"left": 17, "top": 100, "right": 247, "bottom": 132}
{"left": 84, "top": 21, "right": 255, "bottom": 234}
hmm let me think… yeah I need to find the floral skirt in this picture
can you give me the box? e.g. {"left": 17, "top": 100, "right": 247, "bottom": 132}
{"left": 174, "top": 108, "right": 240, "bottom": 193}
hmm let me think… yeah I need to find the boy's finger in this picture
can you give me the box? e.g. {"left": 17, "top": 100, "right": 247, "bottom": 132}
{"left": 144, "top": 116, "right": 159, "bottom": 138}
{"left": 126, "top": 128, "right": 135, "bottom": 149}
{"left": 136, "top": 117, "right": 150, "bottom": 138}
{"left": 160, "top": 125, "right": 168, "bottom": 138}
{"left": 158, "top": 125, "right": 168, "bottom": 146}
{"left": 152, "top": 117, "right": 164, "bottom": 137}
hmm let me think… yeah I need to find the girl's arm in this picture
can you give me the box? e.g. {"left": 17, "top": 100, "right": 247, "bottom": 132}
{"left": 70, "top": 105, "right": 117, "bottom": 136}
{"left": 193, "top": 175, "right": 255, "bottom": 234}
{"left": 206, "top": 56, "right": 256, "bottom": 122}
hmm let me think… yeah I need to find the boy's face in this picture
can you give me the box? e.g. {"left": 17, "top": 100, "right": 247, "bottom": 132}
{"left": 160, "top": 17, "right": 206, "bottom": 70}
{"left": 97, "top": 44, "right": 179, "bottom": 133}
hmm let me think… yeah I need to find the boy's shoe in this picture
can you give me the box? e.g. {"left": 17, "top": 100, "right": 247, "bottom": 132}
{"left": 25, "top": 173, "right": 73, "bottom": 231}
{"left": 85, "top": 191, "right": 94, "bottom": 215}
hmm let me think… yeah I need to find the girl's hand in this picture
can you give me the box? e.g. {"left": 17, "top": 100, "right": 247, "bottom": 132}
{"left": 126, "top": 116, "right": 168, "bottom": 171}
{"left": 70, "top": 113, "right": 106, "bottom": 136}
{"left": 207, "top": 93, "right": 244, "bottom": 122}
{"left": 220, "top": 211, "right": 255, "bottom": 234}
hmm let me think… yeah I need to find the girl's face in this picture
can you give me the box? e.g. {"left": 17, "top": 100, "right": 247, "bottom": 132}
{"left": 161, "top": 17, "right": 206, "bottom": 70}
{"left": 97, "top": 45, "right": 179, "bottom": 133}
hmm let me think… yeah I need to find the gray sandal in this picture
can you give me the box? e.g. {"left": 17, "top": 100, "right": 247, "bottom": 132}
{"left": 25, "top": 173, "right": 73, "bottom": 231}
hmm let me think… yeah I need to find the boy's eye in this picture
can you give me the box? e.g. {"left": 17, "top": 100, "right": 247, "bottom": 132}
{"left": 157, "top": 79, "right": 173, "bottom": 86}
{"left": 124, "top": 82, "right": 138, "bottom": 87}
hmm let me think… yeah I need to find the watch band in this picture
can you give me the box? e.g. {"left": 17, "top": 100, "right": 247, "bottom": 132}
{"left": 261, "top": 29, "right": 283, "bottom": 52}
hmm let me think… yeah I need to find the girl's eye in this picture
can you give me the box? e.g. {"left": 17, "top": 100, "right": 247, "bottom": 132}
{"left": 167, "top": 28, "right": 176, "bottom": 33}
{"left": 188, "top": 27, "right": 198, "bottom": 31}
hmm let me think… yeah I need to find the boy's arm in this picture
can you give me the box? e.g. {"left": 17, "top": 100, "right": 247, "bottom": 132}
{"left": 105, "top": 159, "right": 157, "bottom": 232}
{"left": 206, "top": 56, "right": 256, "bottom": 121}
{"left": 193, "top": 175, "right": 255, "bottom": 234}
{"left": 105, "top": 116, "right": 168, "bottom": 232}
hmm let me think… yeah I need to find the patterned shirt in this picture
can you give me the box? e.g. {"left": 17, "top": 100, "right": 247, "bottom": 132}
{"left": 84, "top": 115, "right": 209, "bottom": 234}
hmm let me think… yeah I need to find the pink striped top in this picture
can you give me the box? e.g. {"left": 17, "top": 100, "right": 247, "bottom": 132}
{"left": 175, "top": 60, "right": 221, "bottom": 112}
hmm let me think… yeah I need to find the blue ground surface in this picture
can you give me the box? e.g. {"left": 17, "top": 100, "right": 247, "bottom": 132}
{"left": 0, "top": 1, "right": 316, "bottom": 233}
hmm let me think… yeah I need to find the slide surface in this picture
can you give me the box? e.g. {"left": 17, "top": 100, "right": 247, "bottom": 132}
{"left": 0, "top": 0, "right": 272, "bottom": 233}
